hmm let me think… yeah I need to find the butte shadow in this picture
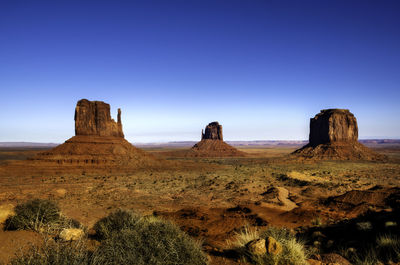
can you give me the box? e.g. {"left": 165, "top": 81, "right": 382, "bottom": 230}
{"left": 292, "top": 109, "right": 385, "bottom": 161}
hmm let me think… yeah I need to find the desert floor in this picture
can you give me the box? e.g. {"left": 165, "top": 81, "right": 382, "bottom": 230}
{"left": 0, "top": 144, "right": 399, "bottom": 264}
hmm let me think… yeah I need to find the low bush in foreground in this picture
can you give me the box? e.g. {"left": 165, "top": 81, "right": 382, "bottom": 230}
{"left": 10, "top": 238, "right": 89, "bottom": 265}
{"left": 93, "top": 214, "right": 207, "bottom": 265}
{"left": 11, "top": 209, "right": 207, "bottom": 265}
{"left": 92, "top": 209, "right": 141, "bottom": 240}
{"left": 4, "top": 199, "right": 62, "bottom": 232}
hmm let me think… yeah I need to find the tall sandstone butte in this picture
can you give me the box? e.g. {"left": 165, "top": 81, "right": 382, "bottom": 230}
{"left": 308, "top": 109, "right": 358, "bottom": 146}
{"left": 293, "top": 109, "right": 384, "bottom": 160}
{"left": 75, "top": 99, "right": 124, "bottom": 138}
{"left": 29, "top": 99, "right": 165, "bottom": 172}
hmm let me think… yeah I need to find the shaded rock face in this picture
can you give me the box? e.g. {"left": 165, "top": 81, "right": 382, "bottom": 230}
{"left": 201, "top": 122, "right": 223, "bottom": 141}
{"left": 74, "top": 99, "right": 124, "bottom": 138}
{"left": 309, "top": 109, "right": 358, "bottom": 147}
{"left": 292, "top": 108, "right": 385, "bottom": 161}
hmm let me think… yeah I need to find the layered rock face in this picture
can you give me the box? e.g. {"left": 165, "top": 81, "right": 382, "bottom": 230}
{"left": 202, "top": 122, "right": 223, "bottom": 141}
{"left": 309, "top": 109, "right": 358, "bottom": 147}
{"left": 75, "top": 99, "right": 124, "bottom": 138}
{"left": 293, "top": 109, "right": 384, "bottom": 161}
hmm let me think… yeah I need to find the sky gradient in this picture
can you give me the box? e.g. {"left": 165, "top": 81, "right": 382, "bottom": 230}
{"left": 1, "top": 0, "right": 399, "bottom": 143}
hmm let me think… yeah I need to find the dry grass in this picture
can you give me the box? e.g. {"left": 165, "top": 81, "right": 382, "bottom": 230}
{"left": 227, "top": 226, "right": 308, "bottom": 265}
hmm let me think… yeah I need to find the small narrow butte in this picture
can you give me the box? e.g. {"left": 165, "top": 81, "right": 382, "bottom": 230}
{"left": 188, "top": 122, "right": 245, "bottom": 157}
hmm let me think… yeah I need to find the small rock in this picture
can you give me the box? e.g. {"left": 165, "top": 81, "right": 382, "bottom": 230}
{"left": 356, "top": 221, "right": 372, "bottom": 231}
{"left": 312, "top": 231, "right": 326, "bottom": 239}
{"left": 307, "top": 259, "right": 323, "bottom": 265}
{"left": 246, "top": 238, "right": 266, "bottom": 255}
{"left": 0, "top": 204, "right": 15, "bottom": 224}
{"left": 326, "top": 240, "right": 334, "bottom": 248}
{"left": 313, "top": 240, "right": 321, "bottom": 248}
{"left": 266, "top": 236, "right": 282, "bottom": 255}
{"left": 320, "top": 253, "right": 351, "bottom": 265}
{"left": 55, "top": 189, "right": 67, "bottom": 197}
{"left": 385, "top": 221, "right": 397, "bottom": 227}
{"left": 59, "top": 228, "right": 84, "bottom": 241}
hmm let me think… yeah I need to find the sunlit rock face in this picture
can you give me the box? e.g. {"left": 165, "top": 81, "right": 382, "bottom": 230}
{"left": 309, "top": 109, "right": 358, "bottom": 147}
{"left": 74, "top": 99, "right": 124, "bottom": 138}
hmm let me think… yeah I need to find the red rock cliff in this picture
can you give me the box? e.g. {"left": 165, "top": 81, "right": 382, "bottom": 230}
{"left": 309, "top": 109, "right": 358, "bottom": 147}
{"left": 74, "top": 99, "right": 124, "bottom": 138}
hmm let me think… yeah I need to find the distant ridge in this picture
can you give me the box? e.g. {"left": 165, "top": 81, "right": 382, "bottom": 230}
{"left": 1, "top": 139, "right": 399, "bottom": 149}
{"left": 0, "top": 142, "right": 59, "bottom": 148}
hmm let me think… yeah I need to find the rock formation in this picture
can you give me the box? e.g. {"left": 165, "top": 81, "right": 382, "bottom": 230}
{"left": 75, "top": 99, "right": 124, "bottom": 138}
{"left": 308, "top": 109, "right": 357, "bottom": 147}
{"left": 183, "top": 122, "right": 245, "bottom": 157}
{"left": 201, "top": 122, "right": 223, "bottom": 141}
{"left": 292, "top": 109, "right": 385, "bottom": 160}
{"left": 30, "top": 99, "right": 166, "bottom": 173}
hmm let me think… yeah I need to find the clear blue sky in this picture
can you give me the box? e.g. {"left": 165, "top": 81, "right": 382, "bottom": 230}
{"left": 1, "top": 0, "right": 399, "bottom": 143}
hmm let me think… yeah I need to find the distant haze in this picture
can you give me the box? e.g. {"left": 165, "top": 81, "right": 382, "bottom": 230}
{"left": 1, "top": 1, "right": 399, "bottom": 142}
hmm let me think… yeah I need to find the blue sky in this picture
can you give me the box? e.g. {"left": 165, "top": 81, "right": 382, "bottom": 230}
{"left": 1, "top": 0, "right": 399, "bottom": 142}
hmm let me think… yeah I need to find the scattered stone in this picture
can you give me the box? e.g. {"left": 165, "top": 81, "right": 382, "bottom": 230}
{"left": 312, "top": 231, "right": 326, "bottom": 239}
{"left": 307, "top": 259, "right": 323, "bottom": 265}
{"left": 246, "top": 238, "right": 266, "bottom": 255}
{"left": 266, "top": 236, "right": 282, "bottom": 255}
{"left": 356, "top": 221, "right": 372, "bottom": 231}
{"left": 59, "top": 228, "right": 84, "bottom": 241}
{"left": 54, "top": 189, "right": 67, "bottom": 198}
{"left": 320, "top": 253, "right": 351, "bottom": 265}
{"left": 0, "top": 204, "right": 14, "bottom": 224}
{"left": 385, "top": 221, "right": 397, "bottom": 227}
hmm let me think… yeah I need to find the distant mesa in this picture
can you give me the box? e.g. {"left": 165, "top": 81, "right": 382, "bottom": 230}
{"left": 188, "top": 122, "right": 246, "bottom": 157}
{"left": 292, "top": 109, "right": 385, "bottom": 160}
{"left": 30, "top": 99, "right": 165, "bottom": 172}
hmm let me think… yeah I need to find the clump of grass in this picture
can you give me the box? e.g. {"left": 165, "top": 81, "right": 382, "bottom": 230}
{"left": 375, "top": 234, "right": 400, "bottom": 263}
{"left": 343, "top": 234, "right": 400, "bottom": 265}
{"left": 4, "top": 199, "right": 61, "bottom": 232}
{"left": 228, "top": 226, "right": 308, "bottom": 265}
{"left": 93, "top": 216, "right": 208, "bottom": 265}
{"left": 93, "top": 209, "right": 141, "bottom": 240}
{"left": 227, "top": 225, "right": 260, "bottom": 249}
{"left": 10, "top": 237, "right": 90, "bottom": 265}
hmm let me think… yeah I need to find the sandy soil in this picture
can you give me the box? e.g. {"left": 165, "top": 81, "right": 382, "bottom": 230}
{"left": 0, "top": 146, "right": 399, "bottom": 264}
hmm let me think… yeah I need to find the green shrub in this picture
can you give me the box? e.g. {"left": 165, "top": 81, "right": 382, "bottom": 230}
{"left": 10, "top": 238, "right": 90, "bottom": 265}
{"left": 4, "top": 199, "right": 61, "bottom": 232}
{"left": 92, "top": 217, "right": 208, "bottom": 265}
{"left": 93, "top": 209, "right": 141, "bottom": 240}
